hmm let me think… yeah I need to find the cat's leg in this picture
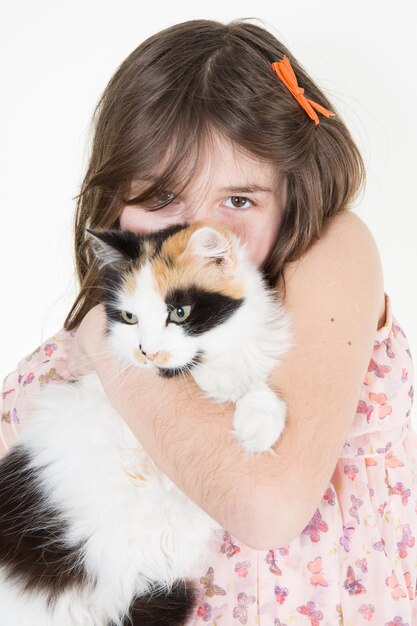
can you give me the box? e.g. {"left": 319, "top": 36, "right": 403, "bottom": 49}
{"left": 232, "top": 384, "right": 287, "bottom": 453}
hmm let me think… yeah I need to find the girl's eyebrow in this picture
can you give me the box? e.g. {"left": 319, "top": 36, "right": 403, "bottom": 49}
{"left": 132, "top": 178, "right": 275, "bottom": 194}
{"left": 219, "top": 185, "right": 274, "bottom": 193}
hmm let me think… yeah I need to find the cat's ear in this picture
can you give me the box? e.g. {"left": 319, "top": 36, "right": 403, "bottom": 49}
{"left": 86, "top": 229, "right": 140, "bottom": 269}
{"left": 183, "top": 226, "right": 236, "bottom": 274}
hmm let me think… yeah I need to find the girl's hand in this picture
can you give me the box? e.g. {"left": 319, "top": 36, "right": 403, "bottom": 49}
{"left": 66, "top": 304, "right": 108, "bottom": 379}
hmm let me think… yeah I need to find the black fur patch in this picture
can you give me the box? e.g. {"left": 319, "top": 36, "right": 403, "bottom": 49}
{"left": 103, "top": 266, "right": 126, "bottom": 323}
{"left": 158, "top": 367, "right": 182, "bottom": 379}
{"left": 87, "top": 228, "right": 142, "bottom": 261}
{"left": 90, "top": 224, "right": 189, "bottom": 264}
{"left": 112, "top": 579, "right": 199, "bottom": 626}
{"left": 146, "top": 223, "right": 189, "bottom": 257}
{"left": 0, "top": 445, "right": 90, "bottom": 605}
{"left": 166, "top": 287, "right": 244, "bottom": 335}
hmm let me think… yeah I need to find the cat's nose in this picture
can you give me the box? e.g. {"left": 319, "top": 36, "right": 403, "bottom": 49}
{"left": 139, "top": 345, "right": 159, "bottom": 361}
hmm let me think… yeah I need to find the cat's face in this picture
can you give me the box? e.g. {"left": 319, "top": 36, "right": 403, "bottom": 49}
{"left": 88, "top": 223, "right": 246, "bottom": 376}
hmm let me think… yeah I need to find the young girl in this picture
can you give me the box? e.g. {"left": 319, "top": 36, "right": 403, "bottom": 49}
{"left": 1, "top": 18, "right": 416, "bottom": 625}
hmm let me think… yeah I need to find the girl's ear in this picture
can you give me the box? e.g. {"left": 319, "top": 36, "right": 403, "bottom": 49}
{"left": 182, "top": 226, "right": 236, "bottom": 274}
{"left": 86, "top": 229, "right": 141, "bottom": 269}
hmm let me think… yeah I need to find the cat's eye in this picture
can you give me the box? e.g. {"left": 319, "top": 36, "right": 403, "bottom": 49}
{"left": 169, "top": 305, "right": 191, "bottom": 323}
{"left": 120, "top": 310, "right": 138, "bottom": 325}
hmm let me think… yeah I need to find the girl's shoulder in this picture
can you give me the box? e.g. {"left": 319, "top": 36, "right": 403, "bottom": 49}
{"left": 1, "top": 328, "right": 76, "bottom": 457}
{"left": 282, "top": 210, "right": 385, "bottom": 323}
{"left": 284, "top": 210, "right": 380, "bottom": 279}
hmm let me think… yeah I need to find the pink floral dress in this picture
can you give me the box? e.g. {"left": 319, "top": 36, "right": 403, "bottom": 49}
{"left": 1, "top": 292, "right": 416, "bottom": 626}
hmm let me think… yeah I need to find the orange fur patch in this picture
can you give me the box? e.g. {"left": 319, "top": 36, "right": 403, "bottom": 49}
{"left": 133, "top": 348, "right": 148, "bottom": 364}
{"left": 156, "top": 350, "right": 171, "bottom": 365}
{"left": 152, "top": 222, "right": 245, "bottom": 300}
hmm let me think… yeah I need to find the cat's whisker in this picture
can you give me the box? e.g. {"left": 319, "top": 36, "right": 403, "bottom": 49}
{"left": 113, "top": 366, "right": 150, "bottom": 409}
{"left": 67, "top": 350, "right": 115, "bottom": 370}
{"left": 69, "top": 349, "right": 112, "bottom": 362}
{"left": 178, "top": 368, "right": 193, "bottom": 399}
{"left": 180, "top": 359, "right": 204, "bottom": 399}
{"left": 98, "top": 361, "right": 138, "bottom": 401}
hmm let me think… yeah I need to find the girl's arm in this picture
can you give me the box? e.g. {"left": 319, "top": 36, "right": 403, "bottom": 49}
{"left": 68, "top": 211, "right": 384, "bottom": 550}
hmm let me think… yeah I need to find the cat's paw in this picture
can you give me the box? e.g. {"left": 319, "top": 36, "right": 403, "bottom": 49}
{"left": 232, "top": 387, "right": 287, "bottom": 453}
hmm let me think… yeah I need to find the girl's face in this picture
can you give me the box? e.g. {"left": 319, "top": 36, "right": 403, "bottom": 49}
{"left": 119, "top": 132, "right": 287, "bottom": 268}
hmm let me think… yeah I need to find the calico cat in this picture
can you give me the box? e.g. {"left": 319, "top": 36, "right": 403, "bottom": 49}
{"left": 0, "top": 222, "right": 293, "bottom": 625}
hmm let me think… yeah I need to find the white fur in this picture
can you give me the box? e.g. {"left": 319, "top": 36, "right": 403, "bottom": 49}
{"left": 0, "top": 374, "right": 216, "bottom": 624}
{"left": 0, "top": 227, "right": 293, "bottom": 624}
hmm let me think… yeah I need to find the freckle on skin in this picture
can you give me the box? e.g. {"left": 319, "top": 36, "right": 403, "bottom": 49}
{"left": 348, "top": 341, "right": 352, "bottom": 345}
{"left": 330, "top": 318, "right": 334, "bottom": 322}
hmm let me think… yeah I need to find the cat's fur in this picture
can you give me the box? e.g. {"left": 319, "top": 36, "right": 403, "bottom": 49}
{"left": 0, "top": 222, "right": 293, "bottom": 625}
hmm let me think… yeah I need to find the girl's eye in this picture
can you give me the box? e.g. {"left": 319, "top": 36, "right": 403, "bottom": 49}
{"left": 169, "top": 305, "right": 191, "bottom": 323}
{"left": 120, "top": 310, "right": 139, "bottom": 325}
{"left": 153, "top": 190, "right": 177, "bottom": 206}
{"left": 223, "top": 196, "right": 253, "bottom": 210}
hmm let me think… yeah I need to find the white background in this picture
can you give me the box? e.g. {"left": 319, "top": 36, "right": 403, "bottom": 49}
{"left": 1, "top": 1, "right": 416, "bottom": 428}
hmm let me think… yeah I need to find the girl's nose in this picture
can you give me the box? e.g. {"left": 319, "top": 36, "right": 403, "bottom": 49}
{"left": 186, "top": 204, "right": 212, "bottom": 224}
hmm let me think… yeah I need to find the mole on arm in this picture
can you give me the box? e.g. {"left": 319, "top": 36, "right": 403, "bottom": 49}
{"left": 330, "top": 317, "right": 351, "bottom": 344}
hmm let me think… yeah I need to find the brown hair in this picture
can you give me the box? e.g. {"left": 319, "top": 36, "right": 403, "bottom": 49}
{"left": 64, "top": 18, "right": 366, "bottom": 330}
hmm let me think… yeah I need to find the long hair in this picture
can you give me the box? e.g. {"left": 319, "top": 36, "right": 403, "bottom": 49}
{"left": 64, "top": 18, "right": 366, "bottom": 330}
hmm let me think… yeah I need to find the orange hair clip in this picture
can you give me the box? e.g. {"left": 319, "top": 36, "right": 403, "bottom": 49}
{"left": 271, "top": 55, "right": 336, "bottom": 126}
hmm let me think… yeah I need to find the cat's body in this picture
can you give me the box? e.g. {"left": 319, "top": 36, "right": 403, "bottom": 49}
{"left": 0, "top": 223, "right": 293, "bottom": 625}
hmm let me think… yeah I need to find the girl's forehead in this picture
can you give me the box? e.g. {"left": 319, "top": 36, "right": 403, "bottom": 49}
{"left": 196, "top": 131, "right": 275, "bottom": 174}
{"left": 149, "top": 138, "right": 276, "bottom": 190}
{"left": 128, "top": 131, "right": 279, "bottom": 200}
